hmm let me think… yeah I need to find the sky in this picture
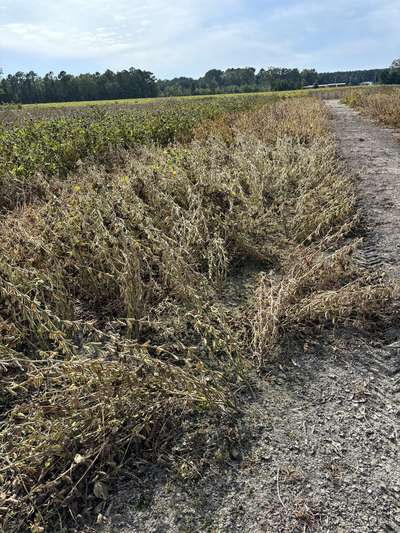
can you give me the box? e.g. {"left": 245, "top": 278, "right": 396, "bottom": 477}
{"left": 0, "top": 0, "right": 399, "bottom": 78}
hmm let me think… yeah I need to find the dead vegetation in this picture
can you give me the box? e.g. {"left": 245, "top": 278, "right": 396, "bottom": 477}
{"left": 343, "top": 86, "right": 400, "bottom": 128}
{"left": 251, "top": 242, "right": 398, "bottom": 362}
{"left": 0, "top": 97, "right": 398, "bottom": 531}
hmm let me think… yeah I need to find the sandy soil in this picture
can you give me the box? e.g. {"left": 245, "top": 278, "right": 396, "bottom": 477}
{"left": 94, "top": 101, "right": 400, "bottom": 533}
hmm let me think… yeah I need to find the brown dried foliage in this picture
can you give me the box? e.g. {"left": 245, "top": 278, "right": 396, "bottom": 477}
{"left": 0, "top": 97, "right": 397, "bottom": 531}
{"left": 343, "top": 86, "right": 400, "bottom": 128}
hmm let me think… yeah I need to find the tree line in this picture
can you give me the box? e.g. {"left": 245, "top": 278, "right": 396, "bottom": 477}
{"left": 0, "top": 68, "right": 158, "bottom": 104}
{"left": 159, "top": 67, "right": 390, "bottom": 96}
{"left": 0, "top": 62, "right": 399, "bottom": 104}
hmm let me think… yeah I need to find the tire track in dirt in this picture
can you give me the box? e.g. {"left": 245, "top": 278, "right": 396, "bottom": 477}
{"left": 97, "top": 102, "right": 400, "bottom": 533}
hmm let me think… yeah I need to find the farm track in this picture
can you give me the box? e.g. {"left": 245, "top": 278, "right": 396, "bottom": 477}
{"left": 326, "top": 100, "right": 400, "bottom": 280}
{"left": 98, "top": 101, "right": 400, "bottom": 533}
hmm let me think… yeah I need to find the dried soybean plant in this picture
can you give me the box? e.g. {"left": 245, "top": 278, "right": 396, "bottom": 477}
{"left": 343, "top": 86, "right": 400, "bottom": 128}
{"left": 0, "top": 97, "right": 397, "bottom": 531}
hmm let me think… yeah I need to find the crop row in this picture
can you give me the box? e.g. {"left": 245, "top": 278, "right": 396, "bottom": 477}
{"left": 0, "top": 93, "right": 276, "bottom": 210}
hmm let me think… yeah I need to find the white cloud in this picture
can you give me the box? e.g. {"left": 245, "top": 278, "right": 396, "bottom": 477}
{"left": 0, "top": 23, "right": 134, "bottom": 58}
{"left": 0, "top": 0, "right": 399, "bottom": 77}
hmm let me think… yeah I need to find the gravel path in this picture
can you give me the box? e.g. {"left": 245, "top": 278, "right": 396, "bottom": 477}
{"left": 97, "top": 102, "right": 400, "bottom": 533}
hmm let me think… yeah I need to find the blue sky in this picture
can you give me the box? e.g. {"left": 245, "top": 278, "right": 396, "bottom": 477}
{"left": 0, "top": 0, "right": 399, "bottom": 78}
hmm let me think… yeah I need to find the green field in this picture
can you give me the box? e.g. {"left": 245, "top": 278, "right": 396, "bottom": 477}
{"left": 20, "top": 85, "right": 361, "bottom": 109}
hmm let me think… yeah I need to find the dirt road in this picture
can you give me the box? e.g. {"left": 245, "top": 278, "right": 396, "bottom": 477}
{"left": 326, "top": 100, "right": 400, "bottom": 280}
{"left": 98, "top": 102, "right": 400, "bottom": 533}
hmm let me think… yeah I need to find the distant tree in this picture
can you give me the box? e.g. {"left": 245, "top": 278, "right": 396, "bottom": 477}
{"left": 203, "top": 69, "right": 223, "bottom": 90}
{"left": 301, "top": 69, "right": 318, "bottom": 86}
{"left": 380, "top": 59, "right": 400, "bottom": 85}
{"left": 223, "top": 67, "right": 256, "bottom": 87}
{"left": 391, "top": 58, "right": 400, "bottom": 70}
{"left": 0, "top": 68, "right": 5, "bottom": 102}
